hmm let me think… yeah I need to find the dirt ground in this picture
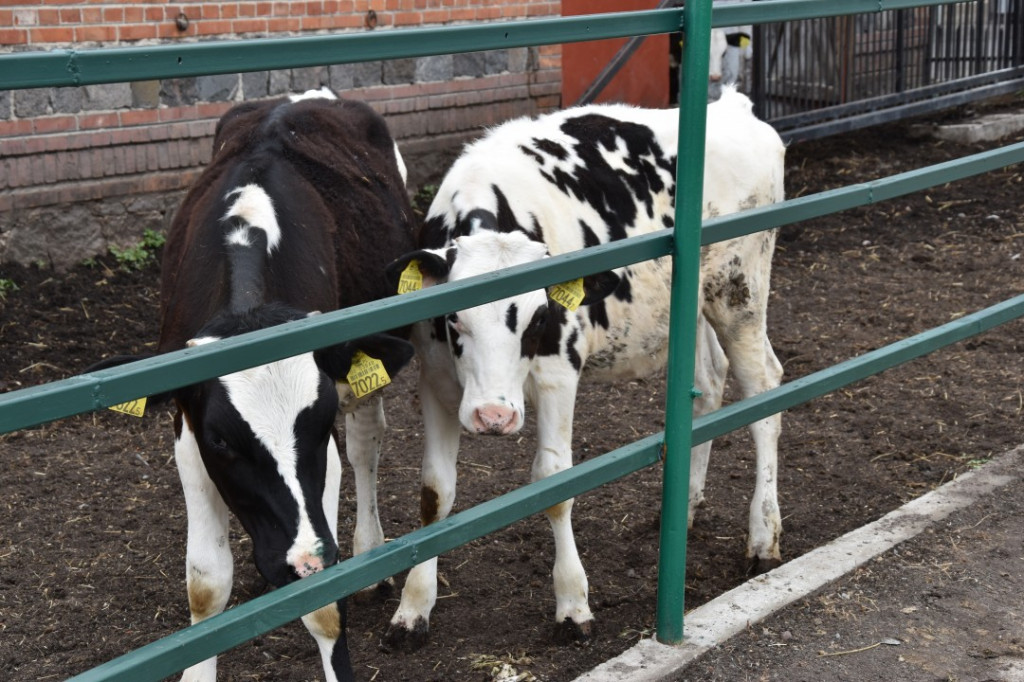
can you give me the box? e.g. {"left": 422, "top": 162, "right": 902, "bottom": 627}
{"left": 1, "top": 95, "right": 1023, "bottom": 682}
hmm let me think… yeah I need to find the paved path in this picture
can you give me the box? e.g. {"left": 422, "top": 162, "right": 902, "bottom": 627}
{"left": 576, "top": 445, "right": 1023, "bottom": 682}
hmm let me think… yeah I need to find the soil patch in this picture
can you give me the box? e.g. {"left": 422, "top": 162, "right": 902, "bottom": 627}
{"left": 1, "top": 96, "right": 1023, "bottom": 681}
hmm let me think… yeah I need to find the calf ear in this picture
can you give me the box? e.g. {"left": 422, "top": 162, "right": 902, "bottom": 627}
{"left": 581, "top": 270, "right": 622, "bottom": 305}
{"left": 385, "top": 248, "right": 455, "bottom": 294}
{"left": 314, "top": 333, "right": 415, "bottom": 384}
{"left": 83, "top": 355, "right": 178, "bottom": 405}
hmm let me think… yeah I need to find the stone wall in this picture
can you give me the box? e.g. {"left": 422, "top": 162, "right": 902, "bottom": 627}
{"left": 0, "top": 1, "right": 563, "bottom": 269}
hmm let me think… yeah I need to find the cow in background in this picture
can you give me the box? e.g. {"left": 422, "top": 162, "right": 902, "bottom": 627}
{"left": 385, "top": 88, "right": 785, "bottom": 648}
{"left": 708, "top": 0, "right": 755, "bottom": 99}
{"left": 96, "top": 88, "right": 416, "bottom": 681}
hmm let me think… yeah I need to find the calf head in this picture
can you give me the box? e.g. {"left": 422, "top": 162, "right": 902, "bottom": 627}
{"left": 389, "top": 231, "right": 618, "bottom": 436}
{"left": 708, "top": 28, "right": 729, "bottom": 83}
{"left": 94, "top": 303, "right": 413, "bottom": 587}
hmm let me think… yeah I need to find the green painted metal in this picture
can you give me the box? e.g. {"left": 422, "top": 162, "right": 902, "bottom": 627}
{"left": 66, "top": 435, "right": 664, "bottom": 681}
{"left": 0, "top": 0, "right": 969, "bottom": 91}
{"left": 61, "top": 278, "right": 1022, "bottom": 682}
{"left": 0, "top": 229, "right": 674, "bottom": 434}
{"left": 2, "top": 0, "right": 1022, "bottom": 678}
{"left": 6, "top": 140, "right": 1020, "bottom": 435}
{"left": 656, "top": 0, "right": 711, "bottom": 646}
{"left": 702, "top": 141, "right": 1024, "bottom": 245}
{"left": 0, "top": 10, "right": 684, "bottom": 90}
{"left": 709, "top": 0, "right": 972, "bottom": 26}
{"left": 694, "top": 292, "right": 1024, "bottom": 445}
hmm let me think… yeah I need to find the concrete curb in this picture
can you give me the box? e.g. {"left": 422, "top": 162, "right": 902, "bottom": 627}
{"left": 909, "top": 109, "right": 1024, "bottom": 144}
{"left": 574, "top": 445, "right": 1024, "bottom": 682}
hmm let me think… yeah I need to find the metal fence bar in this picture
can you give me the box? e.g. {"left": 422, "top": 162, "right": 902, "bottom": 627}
{"left": 2, "top": 139, "right": 1020, "bottom": 431}
{"left": 767, "top": 65, "right": 1024, "bottom": 133}
{"left": 657, "top": 0, "right": 711, "bottom": 647}
{"left": 6, "top": 137, "right": 1019, "bottom": 435}
{"left": 66, "top": 435, "right": 664, "bottom": 681}
{"left": 1, "top": 10, "right": 686, "bottom": 89}
{"left": 2, "top": 1, "right": 1020, "bottom": 679}
{"left": 574, "top": 0, "right": 677, "bottom": 106}
{"left": 778, "top": 77, "right": 1024, "bottom": 142}
{"left": 693, "top": 292, "right": 1024, "bottom": 445}
{"left": 713, "top": 0, "right": 973, "bottom": 25}
{"left": 0, "top": 231, "right": 674, "bottom": 433}
{"left": 757, "top": 0, "right": 1023, "bottom": 141}
{"left": 701, "top": 140, "right": 1024, "bottom": 243}
{"left": 65, "top": 287, "right": 1024, "bottom": 682}
{"left": 0, "top": 0, "right": 969, "bottom": 91}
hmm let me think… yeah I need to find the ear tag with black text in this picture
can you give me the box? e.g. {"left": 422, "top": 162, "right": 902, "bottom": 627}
{"left": 549, "top": 278, "right": 585, "bottom": 311}
{"left": 109, "top": 397, "right": 147, "bottom": 418}
{"left": 397, "top": 260, "right": 423, "bottom": 294}
{"left": 346, "top": 351, "right": 391, "bottom": 398}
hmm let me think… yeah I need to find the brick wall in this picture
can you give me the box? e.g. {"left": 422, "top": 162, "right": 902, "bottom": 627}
{"left": 0, "top": 0, "right": 564, "bottom": 268}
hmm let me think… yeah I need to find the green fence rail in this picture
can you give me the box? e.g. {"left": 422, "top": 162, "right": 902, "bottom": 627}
{"left": 0, "top": 0, "right": 965, "bottom": 89}
{"left": 1, "top": 0, "right": 1019, "bottom": 679}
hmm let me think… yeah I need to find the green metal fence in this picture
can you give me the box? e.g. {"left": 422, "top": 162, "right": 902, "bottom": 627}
{"left": 1, "top": 1, "right": 1021, "bottom": 679}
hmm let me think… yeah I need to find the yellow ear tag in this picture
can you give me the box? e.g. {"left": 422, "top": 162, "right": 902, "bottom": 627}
{"left": 108, "top": 397, "right": 147, "bottom": 418}
{"left": 397, "top": 260, "right": 423, "bottom": 294}
{"left": 549, "top": 278, "right": 585, "bottom": 311}
{"left": 346, "top": 351, "right": 391, "bottom": 399}
{"left": 739, "top": 35, "right": 752, "bottom": 49}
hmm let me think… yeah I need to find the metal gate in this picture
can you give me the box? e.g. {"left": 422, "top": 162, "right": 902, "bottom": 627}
{"left": 1, "top": 1, "right": 1022, "bottom": 680}
{"left": 753, "top": 0, "right": 1024, "bottom": 141}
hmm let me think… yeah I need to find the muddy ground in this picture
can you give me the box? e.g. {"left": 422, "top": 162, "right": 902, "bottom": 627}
{"left": 1, "top": 95, "right": 1022, "bottom": 681}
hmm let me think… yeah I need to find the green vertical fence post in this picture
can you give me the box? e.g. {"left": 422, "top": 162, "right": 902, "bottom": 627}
{"left": 656, "top": 0, "right": 713, "bottom": 645}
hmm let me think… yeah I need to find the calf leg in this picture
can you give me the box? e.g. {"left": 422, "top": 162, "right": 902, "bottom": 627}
{"left": 690, "top": 315, "right": 729, "bottom": 527}
{"left": 175, "top": 415, "right": 232, "bottom": 682}
{"left": 342, "top": 390, "right": 387, "bottom": 557}
{"left": 387, "top": 336, "right": 462, "bottom": 651}
{"left": 746, "top": 336, "right": 784, "bottom": 569}
{"left": 302, "top": 434, "right": 354, "bottom": 682}
{"left": 531, "top": 358, "right": 593, "bottom": 640}
{"left": 303, "top": 599, "right": 353, "bottom": 682}
{"left": 715, "top": 319, "right": 784, "bottom": 571}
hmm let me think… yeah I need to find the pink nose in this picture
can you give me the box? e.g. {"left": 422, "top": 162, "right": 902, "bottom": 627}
{"left": 709, "top": 73, "right": 722, "bottom": 83}
{"left": 472, "top": 404, "right": 518, "bottom": 435}
{"left": 292, "top": 553, "right": 325, "bottom": 578}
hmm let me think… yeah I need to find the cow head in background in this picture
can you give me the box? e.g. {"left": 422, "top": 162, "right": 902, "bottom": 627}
{"left": 708, "top": 28, "right": 729, "bottom": 83}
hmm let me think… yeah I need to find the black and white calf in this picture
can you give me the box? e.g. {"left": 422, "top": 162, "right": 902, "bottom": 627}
{"left": 97, "top": 89, "right": 416, "bottom": 681}
{"left": 386, "top": 89, "right": 786, "bottom": 646}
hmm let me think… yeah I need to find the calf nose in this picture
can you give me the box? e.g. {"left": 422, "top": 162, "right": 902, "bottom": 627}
{"left": 708, "top": 73, "right": 722, "bottom": 83}
{"left": 288, "top": 539, "right": 338, "bottom": 581}
{"left": 292, "top": 551, "right": 332, "bottom": 579}
{"left": 472, "top": 404, "right": 518, "bottom": 435}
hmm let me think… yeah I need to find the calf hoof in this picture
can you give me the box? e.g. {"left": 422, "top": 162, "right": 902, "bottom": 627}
{"left": 351, "top": 578, "right": 394, "bottom": 605}
{"left": 383, "top": 617, "right": 430, "bottom": 653}
{"left": 553, "top": 616, "right": 594, "bottom": 645}
{"left": 746, "top": 555, "right": 783, "bottom": 575}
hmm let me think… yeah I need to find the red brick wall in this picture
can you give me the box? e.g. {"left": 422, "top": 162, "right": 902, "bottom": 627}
{"left": 0, "top": 1, "right": 564, "bottom": 267}
{"left": 0, "top": 2, "right": 561, "bottom": 45}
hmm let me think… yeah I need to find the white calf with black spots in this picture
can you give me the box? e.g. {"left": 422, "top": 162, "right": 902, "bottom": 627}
{"left": 386, "top": 89, "right": 786, "bottom": 648}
